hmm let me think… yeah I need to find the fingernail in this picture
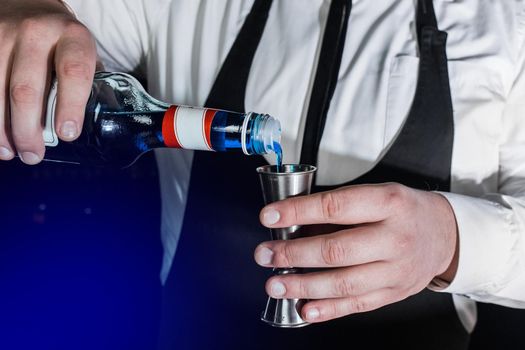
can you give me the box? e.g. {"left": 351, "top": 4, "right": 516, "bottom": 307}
{"left": 270, "top": 281, "right": 286, "bottom": 297}
{"left": 256, "top": 246, "right": 274, "bottom": 266}
{"left": 306, "top": 308, "right": 320, "bottom": 321}
{"left": 262, "top": 208, "right": 280, "bottom": 226}
{"left": 19, "top": 152, "right": 41, "bottom": 165}
{"left": 0, "top": 147, "right": 13, "bottom": 159}
{"left": 60, "top": 121, "right": 78, "bottom": 140}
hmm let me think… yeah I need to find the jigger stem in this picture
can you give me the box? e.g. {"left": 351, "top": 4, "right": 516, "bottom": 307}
{"left": 256, "top": 164, "right": 316, "bottom": 328}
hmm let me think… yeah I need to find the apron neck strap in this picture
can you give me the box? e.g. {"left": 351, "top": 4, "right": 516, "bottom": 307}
{"left": 204, "top": 0, "right": 273, "bottom": 112}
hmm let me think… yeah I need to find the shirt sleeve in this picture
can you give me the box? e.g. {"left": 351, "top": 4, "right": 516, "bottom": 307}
{"left": 63, "top": 0, "right": 171, "bottom": 74}
{"left": 428, "top": 5, "right": 525, "bottom": 308}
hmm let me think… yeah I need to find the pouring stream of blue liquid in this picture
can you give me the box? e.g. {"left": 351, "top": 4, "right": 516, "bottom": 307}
{"left": 274, "top": 141, "right": 283, "bottom": 172}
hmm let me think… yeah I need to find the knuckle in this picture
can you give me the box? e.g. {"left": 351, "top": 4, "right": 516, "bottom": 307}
{"left": 64, "top": 21, "right": 91, "bottom": 36}
{"left": 19, "top": 17, "right": 57, "bottom": 40}
{"left": 297, "top": 278, "right": 309, "bottom": 298}
{"left": 334, "top": 276, "right": 355, "bottom": 297}
{"left": 348, "top": 297, "right": 368, "bottom": 314}
{"left": 321, "top": 191, "right": 341, "bottom": 221}
{"left": 10, "top": 83, "right": 40, "bottom": 105}
{"left": 394, "top": 231, "right": 416, "bottom": 251}
{"left": 276, "top": 243, "right": 295, "bottom": 268}
{"left": 321, "top": 238, "right": 347, "bottom": 266}
{"left": 60, "top": 61, "right": 92, "bottom": 80}
{"left": 327, "top": 302, "right": 338, "bottom": 319}
{"left": 58, "top": 37, "right": 95, "bottom": 62}
{"left": 19, "top": 18, "right": 44, "bottom": 33}
{"left": 382, "top": 183, "right": 409, "bottom": 209}
{"left": 62, "top": 23, "right": 95, "bottom": 50}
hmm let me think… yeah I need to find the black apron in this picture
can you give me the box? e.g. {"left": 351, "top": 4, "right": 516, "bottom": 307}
{"left": 158, "top": 0, "right": 469, "bottom": 349}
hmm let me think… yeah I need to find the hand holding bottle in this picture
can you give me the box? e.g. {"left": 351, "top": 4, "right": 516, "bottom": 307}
{"left": 0, "top": 0, "right": 97, "bottom": 164}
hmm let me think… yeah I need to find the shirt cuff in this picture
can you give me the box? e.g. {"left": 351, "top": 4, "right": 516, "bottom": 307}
{"left": 428, "top": 192, "right": 515, "bottom": 296}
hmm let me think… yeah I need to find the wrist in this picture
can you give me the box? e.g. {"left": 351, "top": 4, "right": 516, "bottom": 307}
{"left": 434, "top": 192, "right": 460, "bottom": 283}
{"left": 436, "top": 233, "right": 459, "bottom": 283}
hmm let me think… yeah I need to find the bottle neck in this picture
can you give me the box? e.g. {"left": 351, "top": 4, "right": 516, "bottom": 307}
{"left": 160, "top": 105, "right": 281, "bottom": 156}
{"left": 248, "top": 113, "right": 281, "bottom": 155}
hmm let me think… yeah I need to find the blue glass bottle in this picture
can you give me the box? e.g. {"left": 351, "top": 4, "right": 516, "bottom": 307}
{"left": 43, "top": 72, "right": 282, "bottom": 168}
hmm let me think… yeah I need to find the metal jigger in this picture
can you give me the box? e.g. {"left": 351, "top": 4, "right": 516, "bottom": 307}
{"left": 256, "top": 164, "right": 317, "bottom": 328}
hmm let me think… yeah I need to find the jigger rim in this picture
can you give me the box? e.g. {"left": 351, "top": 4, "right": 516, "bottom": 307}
{"left": 256, "top": 164, "right": 317, "bottom": 175}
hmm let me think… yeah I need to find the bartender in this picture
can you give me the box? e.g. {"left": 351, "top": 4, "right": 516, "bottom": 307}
{"left": 1, "top": 0, "right": 525, "bottom": 349}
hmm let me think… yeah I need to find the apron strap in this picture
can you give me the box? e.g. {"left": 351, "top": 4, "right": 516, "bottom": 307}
{"left": 205, "top": 0, "right": 273, "bottom": 112}
{"left": 418, "top": 0, "right": 439, "bottom": 33}
{"left": 299, "top": 0, "right": 352, "bottom": 166}
{"left": 374, "top": 0, "right": 453, "bottom": 190}
{"left": 299, "top": 0, "right": 444, "bottom": 169}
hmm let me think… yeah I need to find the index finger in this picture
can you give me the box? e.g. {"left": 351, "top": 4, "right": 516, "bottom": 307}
{"left": 260, "top": 183, "right": 405, "bottom": 227}
{"left": 54, "top": 23, "right": 96, "bottom": 141}
{"left": 254, "top": 224, "right": 394, "bottom": 268}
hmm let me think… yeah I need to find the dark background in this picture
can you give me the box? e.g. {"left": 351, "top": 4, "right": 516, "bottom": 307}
{"left": 0, "top": 154, "right": 162, "bottom": 350}
{"left": 0, "top": 154, "right": 524, "bottom": 349}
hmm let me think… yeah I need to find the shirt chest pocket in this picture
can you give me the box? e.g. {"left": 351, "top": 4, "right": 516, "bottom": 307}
{"left": 385, "top": 55, "right": 503, "bottom": 189}
{"left": 446, "top": 60, "right": 504, "bottom": 143}
{"left": 446, "top": 60, "right": 504, "bottom": 187}
{"left": 385, "top": 56, "right": 504, "bottom": 144}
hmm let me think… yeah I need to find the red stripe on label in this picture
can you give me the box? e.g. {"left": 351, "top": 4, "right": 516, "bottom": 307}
{"left": 203, "top": 109, "right": 216, "bottom": 151}
{"left": 162, "top": 106, "right": 182, "bottom": 148}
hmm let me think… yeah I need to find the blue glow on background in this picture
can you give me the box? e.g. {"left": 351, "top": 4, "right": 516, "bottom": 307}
{"left": 2, "top": 149, "right": 524, "bottom": 350}
{"left": 0, "top": 154, "right": 162, "bottom": 350}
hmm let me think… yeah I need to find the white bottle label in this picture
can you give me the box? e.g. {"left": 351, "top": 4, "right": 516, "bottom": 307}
{"left": 43, "top": 81, "right": 59, "bottom": 147}
{"left": 175, "top": 106, "right": 214, "bottom": 151}
{"left": 162, "top": 105, "right": 215, "bottom": 151}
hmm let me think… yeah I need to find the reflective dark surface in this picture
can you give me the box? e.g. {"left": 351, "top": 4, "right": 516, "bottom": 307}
{"left": 0, "top": 153, "right": 162, "bottom": 350}
{"left": 0, "top": 154, "right": 524, "bottom": 349}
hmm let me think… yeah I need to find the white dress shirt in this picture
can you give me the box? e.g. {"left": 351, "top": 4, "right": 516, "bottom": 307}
{"left": 65, "top": 0, "right": 525, "bottom": 332}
